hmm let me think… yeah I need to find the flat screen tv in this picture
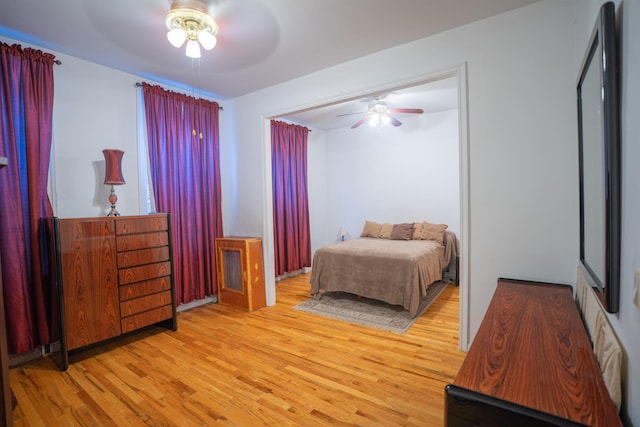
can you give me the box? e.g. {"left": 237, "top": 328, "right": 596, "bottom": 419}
{"left": 577, "top": 1, "right": 620, "bottom": 313}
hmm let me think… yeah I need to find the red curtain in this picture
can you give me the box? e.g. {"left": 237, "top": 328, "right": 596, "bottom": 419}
{"left": 0, "top": 43, "right": 56, "bottom": 354}
{"left": 142, "top": 83, "right": 222, "bottom": 304}
{"left": 271, "top": 120, "right": 311, "bottom": 276}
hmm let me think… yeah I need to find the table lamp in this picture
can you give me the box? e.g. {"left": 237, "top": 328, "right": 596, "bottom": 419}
{"left": 103, "top": 149, "right": 125, "bottom": 217}
{"left": 338, "top": 227, "right": 349, "bottom": 241}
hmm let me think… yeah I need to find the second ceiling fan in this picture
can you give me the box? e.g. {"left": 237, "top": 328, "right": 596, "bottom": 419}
{"left": 338, "top": 95, "right": 424, "bottom": 129}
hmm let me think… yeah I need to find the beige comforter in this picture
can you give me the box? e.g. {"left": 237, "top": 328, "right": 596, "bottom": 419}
{"left": 310, "top": 233, "right": 456, "bottom": 317}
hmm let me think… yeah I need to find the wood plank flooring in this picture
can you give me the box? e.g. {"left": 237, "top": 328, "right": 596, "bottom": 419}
{"left": 9, "top": 273, "right": 465, "bottom": 426}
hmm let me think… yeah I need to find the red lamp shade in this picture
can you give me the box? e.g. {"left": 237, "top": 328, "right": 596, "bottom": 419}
{"left": 103, "top": 149, "right": 125, "bottom": 185}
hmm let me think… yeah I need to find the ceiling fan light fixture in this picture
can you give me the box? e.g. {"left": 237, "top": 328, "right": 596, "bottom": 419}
{"left": 340, "top": 95, "right": 423, "bottom": 129}
{"left": 197, "top": 30, "right": 217, "bottom": 50}
{"left": 167, "top": 28, "right": 188, "bottom": 48}
{"left": 369, "top": 100, "right": 387, "bottom": 113}
{"left": 185, "top": 39, "right": 201, "bottom": 58}
{"left": 165, "top": 0, "right": 218, "bottom": 57}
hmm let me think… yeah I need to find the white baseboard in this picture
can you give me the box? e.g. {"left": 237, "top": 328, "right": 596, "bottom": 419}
{"left": 177, "top": 295, "right": 218, "bottom": 312}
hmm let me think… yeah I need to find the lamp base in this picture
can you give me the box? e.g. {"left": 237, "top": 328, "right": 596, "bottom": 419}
{"left": 107, "top": 207, "right": 120, "bottom": 217}
{"left": 107, "top": 185, "right": 121, "bottom": 217}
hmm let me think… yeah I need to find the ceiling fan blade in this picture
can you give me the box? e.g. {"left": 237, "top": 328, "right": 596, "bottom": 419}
{"left": 351, "top": 116, "right": 370, "bottom": 128}
{"left": 337, "top": 111, "right": 367, "bottom": 117}
{"left": 388, "top": 108, "right": 424, "bottom": 114}
{"left": 389, "top": 116, "right": 402, "bottom": 127}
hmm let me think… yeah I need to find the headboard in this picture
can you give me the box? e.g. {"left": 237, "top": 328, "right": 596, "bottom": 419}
{"left": 575, "top": 265, "right": 622, "bottom": 410}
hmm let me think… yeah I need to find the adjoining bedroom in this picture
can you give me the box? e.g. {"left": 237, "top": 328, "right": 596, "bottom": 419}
{"left": 292, "top": 77, "right": 460, "bottom": 259}
{"left": 271, "top": 75, "right": 462, "bottom": 331}
{"left": 0, "top": 0, "right": 639, "bottom": 426}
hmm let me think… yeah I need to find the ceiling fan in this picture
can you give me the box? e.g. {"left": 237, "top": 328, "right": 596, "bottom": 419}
{"left": 338, "top": 95, "right": 424, "bottom": 129}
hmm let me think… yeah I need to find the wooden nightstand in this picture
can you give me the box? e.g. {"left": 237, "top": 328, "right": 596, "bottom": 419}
{"left": 215, "top": 237, "right": 266, "bottom": 311}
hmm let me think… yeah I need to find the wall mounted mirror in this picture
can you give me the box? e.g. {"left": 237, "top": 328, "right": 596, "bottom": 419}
{"left": 577, "top": 1, "right": 620, "bottom": 313}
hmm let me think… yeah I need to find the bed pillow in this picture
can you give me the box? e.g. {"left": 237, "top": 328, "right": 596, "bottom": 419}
{"left": 419, "top": 221, "right": 448, "bottom": 244}
{"left": 360, "top": 220, "right": 382, "bottom": 238}
{"left": 378, "top": 223, "right": 393, "bottom": 239}
{"left": 390, "top": 223, "right": 414, "bottom": 240}
{"left": 412, "top": 222, "right": 424, "bottom": 239}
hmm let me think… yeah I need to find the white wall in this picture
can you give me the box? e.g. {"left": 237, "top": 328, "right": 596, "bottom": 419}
{"left": 588, "top": 0, "right": 640, "bottom": 424}
{"left": 313, "top": 109, "right": 460, "bottom": 250}
{"left": 306, "top": 128, "right": 330, "bottom": 257}
{"left": 49, "top": 53, "right": 141, "bottom": 218}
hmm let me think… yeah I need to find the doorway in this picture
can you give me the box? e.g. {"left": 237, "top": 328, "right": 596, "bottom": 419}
{"left": 263, "top": 64, "right": 470, "bottom": 349}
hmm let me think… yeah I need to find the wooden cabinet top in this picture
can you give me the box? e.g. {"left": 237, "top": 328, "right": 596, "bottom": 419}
{"left": 57, "top": 213, "right": 167, "bottom": 222}
{"left": 216, "top": 236, "right": 262, "bottom": 242}
{"left": 452, "top": 279, "right": 620, "bottom": 426}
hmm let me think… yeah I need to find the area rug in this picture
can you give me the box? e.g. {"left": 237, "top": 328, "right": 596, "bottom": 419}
{"left": 292, "top": 280, "right": 449, "bottom": 334}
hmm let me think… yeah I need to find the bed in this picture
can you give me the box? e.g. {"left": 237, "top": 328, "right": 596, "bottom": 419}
{"left": 310, "top": 221, "right": 457, "bottom": 318}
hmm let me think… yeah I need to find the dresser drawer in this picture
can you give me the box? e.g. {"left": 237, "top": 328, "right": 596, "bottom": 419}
{"left": 116, "top": 215, "right": 168, "bottom": 235}
{"left": 120, "top": 277, "right": 172, "bottom": 301}
{"left": 117, "top": 246, "right": 170, "bottom": 268}
{"left": 119, "top": 261, "right": 171, "bottom": 285}
{"left": 116, "top": 231, "right": 168, "bottom": 252}
{"left": 120, "top": 290, "right": 173, "bottom": 317}
{"left": 121, "top": 305, "right": 174, "bottom": 333}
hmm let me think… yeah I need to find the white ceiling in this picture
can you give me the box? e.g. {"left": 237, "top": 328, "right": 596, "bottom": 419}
{"left": 0, "top": 0, "right": 541, "bottom": 128}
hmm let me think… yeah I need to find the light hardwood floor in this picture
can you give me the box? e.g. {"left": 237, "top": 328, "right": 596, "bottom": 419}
{"left": 10, "top": 273, "right": 465, "bottom": 426}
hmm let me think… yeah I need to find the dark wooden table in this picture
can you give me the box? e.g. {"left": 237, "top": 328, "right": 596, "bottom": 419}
{"left": 445, "top": 278, "right": 621, "bottom": 426}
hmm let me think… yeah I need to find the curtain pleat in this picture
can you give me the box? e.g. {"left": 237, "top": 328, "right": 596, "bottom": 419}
{"left": 0, "top": 43, "right": 56, "bottom": 354}
{"left": 271, "top": 120, "right": 311, "bottom": 276}
{"left": 141, "top": 83, "right": 222, "bottom": 304}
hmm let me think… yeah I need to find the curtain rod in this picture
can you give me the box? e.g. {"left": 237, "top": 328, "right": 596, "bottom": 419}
{"left": 134, "top": 82, "right": 223, "bottom": 110}
{"left": 273, "top": 119, "right": 312, "bottom": 132}
{"left": 133, "top": 83, "right": 313, "bottom": 131}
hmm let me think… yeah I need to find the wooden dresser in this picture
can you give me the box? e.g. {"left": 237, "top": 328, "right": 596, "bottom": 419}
{"left": 0, "top": 156, "right": 12, "bottom": 426}
{"left": 215, "top": 237, "right": 266, "bottom": 311}
{"left": 50, "top": 214, "right": 177, "bottom": 370}
{"left": 445, "top": 278, "right": 621, "bottom": 427}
